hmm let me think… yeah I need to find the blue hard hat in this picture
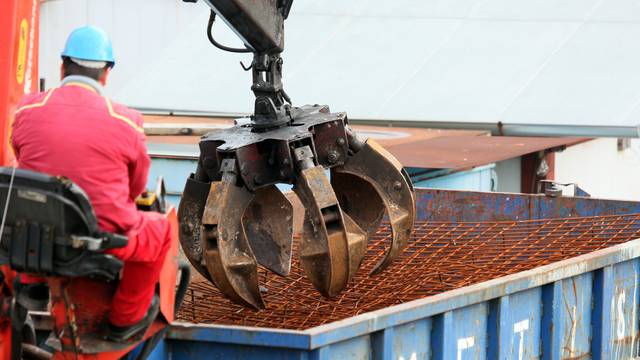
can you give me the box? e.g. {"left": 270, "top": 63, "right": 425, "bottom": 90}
{"left": 61, "top": 26, "right": 115, "bottom": 66}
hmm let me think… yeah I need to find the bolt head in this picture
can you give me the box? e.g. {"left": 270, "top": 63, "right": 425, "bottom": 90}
{"left": 327, "top": 151, "right": 339, "bottom": 164}
{"left": 393, "top": 181, "right": 403, "bottom": 190}
{"left": 336, "top": 138, "right": 346, "bottom": 146}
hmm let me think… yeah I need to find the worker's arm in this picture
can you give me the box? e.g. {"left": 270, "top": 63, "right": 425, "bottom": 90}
{"left": 128, "top": 114, "right": 151, "bottom": 201}
{"left": 10, "top": 120, "right": 21, "bottom": 160}
{"left": 10, "top": 93, "right": 40, "bottom": 161}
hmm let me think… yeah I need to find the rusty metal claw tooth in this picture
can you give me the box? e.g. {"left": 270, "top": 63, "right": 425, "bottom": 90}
{"left": 244, "top": 185, "right": 294, "bottom": 276}
{"left": 335, "top": 138, "right": 416, "bottom": 274}
{"left": 200, "top": 161, "right": 265, "bottom": 310}
{"left": 294, "top": 165, "right": 366, "bottom": 297}
{"left": 342, "top": 212, "right": 368, "bottom": 279}
{"left": 178, "top": 174, "right": 213, "bottom": 282}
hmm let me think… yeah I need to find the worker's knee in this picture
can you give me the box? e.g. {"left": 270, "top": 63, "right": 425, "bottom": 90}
{"left": 118, "top": 213, "right": 172, "bottom": 262}
{"left": 148, "top": 215, "right": 172, "bottom": 259}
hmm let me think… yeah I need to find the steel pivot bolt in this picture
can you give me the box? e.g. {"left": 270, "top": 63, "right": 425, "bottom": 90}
{"left": 393, "top": 181, "right": 403, "bottom": 190}
{"left": 327, "top": 151, "right": 339, "bottom": 164}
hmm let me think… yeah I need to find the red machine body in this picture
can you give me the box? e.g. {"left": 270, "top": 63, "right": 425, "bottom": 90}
{"left": 48, "top": 209, "right": 181, "bottom": 360}
{"left": 0, "top": 0, "right": 39, "bottom": 165}
{"left": 0, "top": 2, "right": 185, "bottom": 359}
{"left": 0, "top": 1, "right": 39, "bottom": 358}
{"left": 0, "top": 267, "right": 15, "bottom": 360}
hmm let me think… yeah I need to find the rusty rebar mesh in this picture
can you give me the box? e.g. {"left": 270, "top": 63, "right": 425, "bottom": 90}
{"left": 177, "top": 213, "right": 640, "bottom": 330}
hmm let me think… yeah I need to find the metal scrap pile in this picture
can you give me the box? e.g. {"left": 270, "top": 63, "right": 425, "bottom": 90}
{"left": 177, "top": 213, "right": 640, "bottom": 330}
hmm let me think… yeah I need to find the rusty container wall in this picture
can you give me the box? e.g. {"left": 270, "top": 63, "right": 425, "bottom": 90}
{"left": 144, "top": 188, "right": 640, "bottom": 360}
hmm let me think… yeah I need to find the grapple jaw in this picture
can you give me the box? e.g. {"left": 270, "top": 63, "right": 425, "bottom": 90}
{"left": 334, "top": 134, "right": 416, "bottom": 274}
{"left": 179, "top": 105, "right": 416, "bottom": 309}
{"left": 244, "top": 185, "right": 294, "bottom": 277}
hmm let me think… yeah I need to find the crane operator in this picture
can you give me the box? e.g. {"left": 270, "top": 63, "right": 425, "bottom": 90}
{"left": 11, "top": 26, "right": 171, "bottom": 342}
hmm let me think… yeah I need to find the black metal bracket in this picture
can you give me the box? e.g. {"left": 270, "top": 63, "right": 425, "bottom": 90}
{"left": 250, "top": 53, "right": 291, "bottom": 130}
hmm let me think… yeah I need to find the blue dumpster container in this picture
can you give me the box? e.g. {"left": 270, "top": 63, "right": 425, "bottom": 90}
{"left": 143, "top": 189, "right": 640, "bottom": 360}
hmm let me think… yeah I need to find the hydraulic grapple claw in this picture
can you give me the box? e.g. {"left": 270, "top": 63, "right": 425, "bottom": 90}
{"left": 334, "top": 135, "right": 417, "bottom": 274}
{"left": 200, "top": 160, "right": 265, "bottom": 310}
{"left": 244, "top": 185, "right": 294, "bottom": 277}
{"left": 178, "top": 175, "right": 213, "bottom": 282}
{"left": 331, "top": 170, "right": 385, "bottom": 239}
{"left": 179, "top": 105, "right": 415, "bottom": 309}
{"left": 294, "top": 163, "right": 367, "bottom": 297}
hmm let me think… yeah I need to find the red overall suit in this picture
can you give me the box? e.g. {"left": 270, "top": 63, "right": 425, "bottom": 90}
{"left": 11, "top": 78, "right": 171, "bottom": 327}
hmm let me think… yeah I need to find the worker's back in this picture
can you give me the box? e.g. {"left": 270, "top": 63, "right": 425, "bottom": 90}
{"left": 12, "top": 77, "right": 150, "bottom": 235}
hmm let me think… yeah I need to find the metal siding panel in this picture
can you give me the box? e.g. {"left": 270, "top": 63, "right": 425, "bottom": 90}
{"left": 142, "top": 338, "right": 168, "bottom": 360}
{"left": 167, "top": 326, "right": 311, "bottom": 349}
{"left": 371, "top": 327, "right": 394, "bottom": 360}
{"left": 535, "top": 195, "right": 640, "bottom": 220}
{"left": 39, "top": 0, "right": 90, "bottom": 87}
{"left": 170, "top": 340, "right": 310, "bottom": 360}
{"left": 284, "top": 16, "right": 463, "bottom": 118}
{"left": 391, "top": 319, "right": 431, "bottom": 360}
{"left": 541, "top": 284, "right": 554, "bottom": 360}
{"left": 379, "top": 21, "right": 580, "bottom": 123}
{"left": 413, "top": 166, "right": 495, "bottom": 192}
{"left": 85, "top": 0, "right": 113, "bottom": 29}
{"left": 432, "top": 314, "right": 445, "bottom": 360}
{"left": 474, "top": 0, "right": 602, "bottom": 20}
{"left": 147, "top": 157, "right": 197, "bottom": 207}
{"left": 487, "top": 299, "right": 499, "bottom": 360}
{"left": 592, "top": 261, "right": 640, "bottom": 359}
{"left": 324, "top": 335, "right": 371, "bottom": 360}
{"left": 293, "top": 0, "right": 483, "bottom": 18}
{"left": 435, "top": 303, "right": 488, "bottom": 360}
{"left": 601, "top": 259, "right": 640, "bottom": 358}
{"left": 591, "top": 268, "right": 607, "bottom": 360}
{"left": 501, "top": 23, "right": 640, "bottom": 127}
{"left": 414, "top": 188, "right": 640, "bottom": 222}
{"left": 543, "top": 274, "right": 593, "bottom": 360}
{"left": 591, "top": 0, "right": 640, "bottom": 21}
{"left": 497, "top": 289, "right": 542, "bottom": 360}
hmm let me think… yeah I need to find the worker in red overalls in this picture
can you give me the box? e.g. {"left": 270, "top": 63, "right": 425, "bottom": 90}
{"left": 11, "top": 26, "right": 171, "bottom": 342}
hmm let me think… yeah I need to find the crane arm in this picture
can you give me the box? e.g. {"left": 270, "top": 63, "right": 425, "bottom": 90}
{"left": 186, "top": 0, "right": 293, "bottom": 54}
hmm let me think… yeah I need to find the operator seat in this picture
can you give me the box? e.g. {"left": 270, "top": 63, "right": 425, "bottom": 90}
{"left": 0, "top": 167, "right": 134, "bottom": 359}
{"left": 0, "top": 167, "right": 189, "bottom": 359}
{"left": 0, "top": 167, "right": 127, "bottom": 280}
